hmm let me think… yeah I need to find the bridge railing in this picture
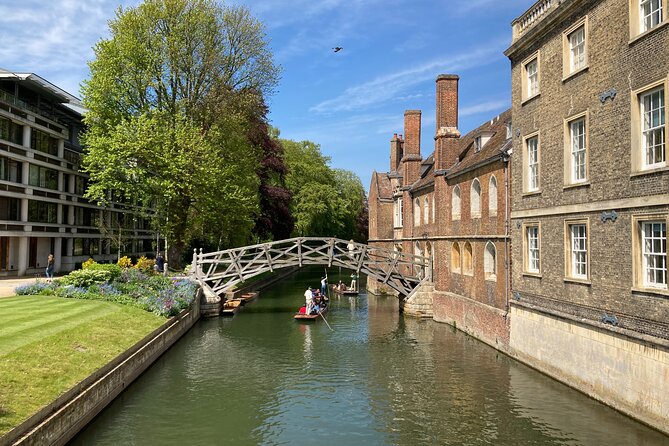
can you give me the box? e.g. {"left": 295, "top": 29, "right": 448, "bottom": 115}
{"left": 192, "top": 237, "right": 431, "bottom": 297}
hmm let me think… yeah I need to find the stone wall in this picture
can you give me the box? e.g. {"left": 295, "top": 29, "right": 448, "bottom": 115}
{"left": 509, "top": 303, "right": 669, "bottom": 435}
{"left": 2, "top": 293, "right": 201, "bottom": 446}
{"left": 400, "top": 281, "right": 434, "bottom": 318}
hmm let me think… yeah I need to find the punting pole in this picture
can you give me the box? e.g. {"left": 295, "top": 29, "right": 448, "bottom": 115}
{"left": 319, "top": 310, "right": 334, "bottom": 331}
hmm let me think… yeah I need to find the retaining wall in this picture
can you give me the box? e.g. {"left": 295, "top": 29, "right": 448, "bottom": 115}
{"left": 1, "top": 292, "right": 201, "bottom": 446}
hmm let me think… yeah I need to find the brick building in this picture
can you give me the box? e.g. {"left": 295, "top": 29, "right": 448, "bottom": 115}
{"left": 0, "top": 69, "right": 156, "bottom": 276}
{"left": 368, "top": 75, "right": 513, "bottom": 334}
{"left": 505, "top": 0, "right": 668, "bottom": 432}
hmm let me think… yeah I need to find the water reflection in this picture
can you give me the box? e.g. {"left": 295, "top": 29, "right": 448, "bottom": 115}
{"left": 70, "top": 267, "right": 668, "bottom": 446}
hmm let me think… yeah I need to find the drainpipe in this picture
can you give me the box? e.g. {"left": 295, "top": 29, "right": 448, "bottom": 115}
{"left": 503, "top": 152, "right": 510, "bottom": 317}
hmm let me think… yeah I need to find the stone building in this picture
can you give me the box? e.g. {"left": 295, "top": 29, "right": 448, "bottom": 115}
{"left": 0, "top": 69, "right": 155, "bottom": 277}
{"left": 368, "top": 75, "right": 513, "bottom": 330}
{"left": 505, "top": 0, "right": 668, "bottom": 433}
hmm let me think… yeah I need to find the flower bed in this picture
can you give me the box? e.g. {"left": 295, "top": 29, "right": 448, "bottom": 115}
{"left": 15, "top": 258, "right": 199, "bottom": 318}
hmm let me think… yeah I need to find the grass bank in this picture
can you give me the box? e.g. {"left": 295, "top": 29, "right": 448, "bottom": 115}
{"left": 0, "top": 295, "right": 165, "bottom": 436}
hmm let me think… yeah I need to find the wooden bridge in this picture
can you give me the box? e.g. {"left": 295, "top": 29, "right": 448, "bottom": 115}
{"left": 191, "top": 237, "right": 431, "bottom": 300}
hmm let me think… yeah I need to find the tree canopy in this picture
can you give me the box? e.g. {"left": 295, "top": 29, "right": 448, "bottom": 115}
{"left": 281, "top": 138, "right": 367, "bottom": 241}
{"left": 81, "top": 0, "right": 280, "bottom": 264}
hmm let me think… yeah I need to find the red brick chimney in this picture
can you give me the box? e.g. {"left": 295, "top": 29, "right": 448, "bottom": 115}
{"left": 402, "top": 110, "right": 422, "bottom": 187}
{"left": 434, "top": 74, "right": 460, "bottom": 171}
{"left": 390, "top": 133, "right": 403, "bottom": 172}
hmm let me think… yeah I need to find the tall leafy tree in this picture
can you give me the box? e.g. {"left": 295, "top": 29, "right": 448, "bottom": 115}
{"left": 281, "top": 138, "right": 366, "bottom": 240}
{"left": 81, "top": 0, "right": 280, "bottom": 265}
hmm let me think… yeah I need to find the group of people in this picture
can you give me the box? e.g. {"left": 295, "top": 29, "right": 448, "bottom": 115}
{"left": 303, "top": 284, "right": 328, "bottom": 315}
{"left": 332, "top": 273, "right": 358, "bottom": 292}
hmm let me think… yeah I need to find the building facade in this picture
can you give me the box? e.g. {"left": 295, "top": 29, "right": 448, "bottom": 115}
{"left": 368, "top": 75, "right": 513, "bottom": 336}
{"left": 505, "top": 0, "right": 668, "bottom": 432}
{"left": 0, "top": 69, "right": 155, "bottom": 277}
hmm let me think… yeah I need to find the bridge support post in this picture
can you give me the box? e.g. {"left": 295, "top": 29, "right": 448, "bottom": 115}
{"left": 401, "top": 281, "right": 434, "bottom": 319}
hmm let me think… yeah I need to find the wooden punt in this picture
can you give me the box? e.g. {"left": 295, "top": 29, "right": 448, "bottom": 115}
{"left": 330, "top": 285, "right": 358, "bottom": 296}
{"left": 239, "top": 292, "right": 258, "bottom": 303}
{"left": 294, "top": 304, "right": 328, "bottom": 320}
{"left": 221, "top": 299, "right": 243, "bottom": 316}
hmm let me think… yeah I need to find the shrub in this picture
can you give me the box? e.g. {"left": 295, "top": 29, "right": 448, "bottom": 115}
{"left": 134, "top": 256, "right": 155, "bottom": 274}
{"left": 86, "top": 263, "right": 122, "bottom": 281}
{"left": 60, "top": 269, "right": 112, "bottom": 288}
{"left": 15, "top": 281, "right": 57, "bottom": 296}
{"left": 82, "top": 258, "right": 97, "bottom": 269}
{"left": 116, "top": 267, "right": 148, "bottom": 284}
{"left": 56, "top": 285, "right": 90, "bottom": 299}
{"left": 117, "top": 256, "right": 133, "bottom": 269}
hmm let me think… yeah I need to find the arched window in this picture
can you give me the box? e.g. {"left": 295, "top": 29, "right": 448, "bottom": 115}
{"left": 489, "top": 176, "right": 498, "bottom": 216}
{"left": 414, "top": 198, "right": 420, "bottom": 226}
{"left": 484, "top": 241, "right": 497, "bottom": 280}
{"left": 451, "top": 242, "right": 461, "bottom": 273}
{"left": 452, "top": 186, "right": 461, "bottom": 220}
{"left": 463, "top": 242, "right": 473, "bottom": 275}
{"left": 471, "top": 178, "right": 481, "bottom": 218}
{"left": 423, "top": 197, "right": 429, "bottom": 224}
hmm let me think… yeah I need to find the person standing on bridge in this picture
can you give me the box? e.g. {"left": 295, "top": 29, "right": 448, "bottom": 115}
{"left": 304, "top": 286, "right": 314, "bottom": 314}
{"left": 347, "top": 239, "right": 355, "bottom": 258}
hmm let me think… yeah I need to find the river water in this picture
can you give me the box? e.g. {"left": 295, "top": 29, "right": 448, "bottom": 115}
{"left": 70, "top": 267, "right": 667, "bottom": 445}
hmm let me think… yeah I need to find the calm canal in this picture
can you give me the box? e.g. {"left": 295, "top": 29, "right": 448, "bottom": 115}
{"left": 71, "top": 267, "right": 667, "bottom": 445}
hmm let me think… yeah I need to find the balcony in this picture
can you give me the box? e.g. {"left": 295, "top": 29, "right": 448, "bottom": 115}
{"left": 0, "top": 90, "right": 67, "bottom": 132}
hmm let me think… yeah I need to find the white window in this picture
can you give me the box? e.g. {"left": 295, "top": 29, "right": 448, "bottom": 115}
{"left": 475, "top": 136, "right": 482, "bottom": 152}
{"left": 506, "top": 122, "right": 512, "bottom": 139}
{"left": 489, "top": 176, "right": 498, "bottom": 216}
{"left": 484, "top": 241, "right": 496, "bottom": 281}
{"left": 452, "top": 186, "right": 461, "bottom": 220}
{"left": 526, "top": 225, "right": 540, "bottom": 273}
{"left": 642, "top": 221, "right": 667, "bottom": 288}
{"left": 423, "top": 197, "right": 429, "bottom": 224}
{"left": 526, "top": 59, "right": 539, "bottom": 98}
{"left": 569, "top": 26, "right": 586, "bottom": 72}
{"left": 471, "top": 179, "right": 481, "bottom": 218}
{"left": 526, "top": 136, "right": 540, "bottom": 192}
{"left": 570, "top": 117, "right": 587, "bottom": 182}
{"left": 394, "top": 197, "right": 403, "bottom": 228}
{"left": 569, "top": 223, "right": 588, "bottom": 279}
{"left": 641, "top": 0, "right": 664, "bottom": 32}
{"left": 414, "top": 198, "right": 420, "bottom": 226}
{"left": 431, "top": 193, "right": 435, "bottom": 223}
{"left": 641, "top": 87, "right": 666, "bottom": 168}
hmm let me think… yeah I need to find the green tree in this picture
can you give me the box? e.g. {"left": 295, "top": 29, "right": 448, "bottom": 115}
{"left": 281, "top": 138, "right": 366, "bottom": 240}
{"left": 81, "top": 0, "right": 279, "bottom": 265}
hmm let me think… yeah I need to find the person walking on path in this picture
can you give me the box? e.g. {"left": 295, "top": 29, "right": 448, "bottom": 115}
{"left": 155, "top": 252, "right": 165, "bottom": 273}
{"left": 45, "top": 254, "right": 54, "bottom": 283}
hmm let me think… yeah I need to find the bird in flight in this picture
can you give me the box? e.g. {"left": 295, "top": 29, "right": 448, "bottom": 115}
{"left": 333, "top": 47, "right": 343, "bottom": 53}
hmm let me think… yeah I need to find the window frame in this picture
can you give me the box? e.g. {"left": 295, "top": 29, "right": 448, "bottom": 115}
{"left": 562, "top": 18, "right": 588, "bottom": 80}
{"left": 521, "top": 51, "right": 541, "bottom": 103}
{"left": 631, "top": 79, "right": 668, "bottom": 174}
{"left": 523, "top": 131, "right": 541, "bottom": 194}
{"left": 489, "top": 175, "right": 498, "bottom": 217}
{"left": 452, "top": 185, "right": 461, "bottom": 220}
{"left": 629, "top": 0, "right": 668, "bottom": 40}
{"left": 463, "top": 241, "right": 473, "bottom": 276}
{"left": 394, "top": 197, "right": 403, "bottom": 228}
{"left": 471, "top": 178, "right": 481, "bottom": 219}
{"left": 484, "top": 241, "right": 497, "bottom": 281}
{"left": 564, "top": 219, "right": 590, "bottom": 283}
{"left": 423, "top": 196, "right": 429, "bottom": 225}
{"left": 414, "top": 197, "right": 420, "bottom": 226}
{"left": 564, "top": 111, "right": 590, "bottom": 187}
{"left": 451, "top": 242, "right": 461, "bottom": 274}
{"left": 523, "top": 222, "right": 541, "bottom": 276}
{"left": 632, "top": 214, "right": 668, "bottom": 294}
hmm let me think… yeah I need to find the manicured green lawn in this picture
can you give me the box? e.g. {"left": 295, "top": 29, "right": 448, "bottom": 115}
{"left": 0, "top": 295, "right": 166, "bottom": 436}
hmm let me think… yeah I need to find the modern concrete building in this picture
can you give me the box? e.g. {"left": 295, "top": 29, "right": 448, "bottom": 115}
{"left": 0, "top": 69, "right": 155, "bottom": 277}
{"left": 505, "top": 0, "right": 668, "bottom": 433}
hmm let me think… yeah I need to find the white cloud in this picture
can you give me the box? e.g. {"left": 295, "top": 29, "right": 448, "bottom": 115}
{"left": 309, "top": 40, "right": 507, "bottom": 114}
{"left": 459, "top": 99, "right": 509, "bottom": 117}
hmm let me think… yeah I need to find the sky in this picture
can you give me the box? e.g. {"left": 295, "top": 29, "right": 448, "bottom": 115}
{"left": 0, "top": 0, "right": 536, "bottom": 191}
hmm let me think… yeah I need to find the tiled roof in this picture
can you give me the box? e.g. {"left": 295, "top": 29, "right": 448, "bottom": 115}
{"left": 372, "top": 171, "right": 393, "bottom": 200}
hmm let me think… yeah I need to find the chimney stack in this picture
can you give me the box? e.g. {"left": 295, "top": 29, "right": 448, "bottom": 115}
{"left": 402, "top": 110, "right": 422, "bottom": 187}
{"left": 390, "top": 133, "right": 403, "bottom": 172}
{"left": 434, "top": 74, "right": 461, "bottom": 171}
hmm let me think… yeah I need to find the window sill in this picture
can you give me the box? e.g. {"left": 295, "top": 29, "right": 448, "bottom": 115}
{"left": 562, "top": 65, "right": 589, "bottom": 83}
{"left": 631, "top": 286, "right": 669, "bottom": 298}
{"left": 489, "top": 212, "right": 498, "bottom": 218}
{"left": 463, "top": 272, "right": 474, "bottom": 277}
{"left": 522, "top": 271, "right": 542, "bottom": 278}
{"left": 522, "top": 190, "right": 542, "bottom": 197}
{"left": 452, "top": 215, "right": 461, "bottom": 221}
{"left": 563, "top": 181, "right": 590, "bottom": 190}
{"left": 472, "top": 214, "right": 481, "bottom": 219}
{"left": 630, "top": 165, "right": 669, "bottom": 178}
{"left": 629, "top": 20, "right": 669, "bottom": 45}
{"left": 485, "top": 275, "right": 497, "bottom": 282}
{"left": 521, "top": 93, "right": 541, "bottom": 106}
{"left": 564, "top": 277, "right": 591, "bottom": 286}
